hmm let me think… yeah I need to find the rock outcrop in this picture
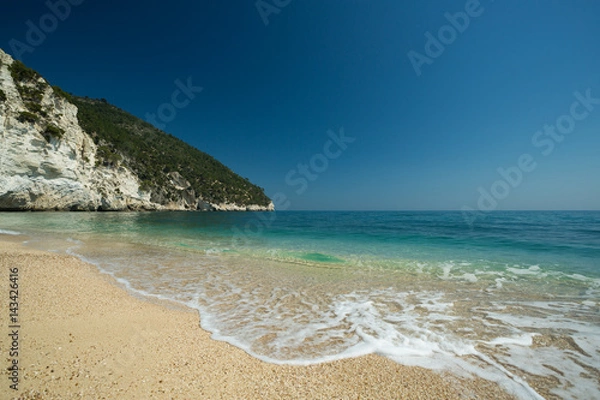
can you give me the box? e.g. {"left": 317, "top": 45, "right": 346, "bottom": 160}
{"left": 0, "top": 49, "right": 273, "bottom": 211}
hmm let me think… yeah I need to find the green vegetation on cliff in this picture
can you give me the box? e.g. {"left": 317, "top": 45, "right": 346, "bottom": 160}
{"left": 9, "top": 60, "right": 50, "bottom": 120}
{"left": 9, "top": 60, "right": 45, "bottom": 105}
{"left": 70, "top": 97, "right": 270, "bottom": 207}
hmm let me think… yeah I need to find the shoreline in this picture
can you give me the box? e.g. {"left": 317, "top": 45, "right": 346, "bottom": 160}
{"left": 0, "top": 237, "right": 516, "bottom": 399}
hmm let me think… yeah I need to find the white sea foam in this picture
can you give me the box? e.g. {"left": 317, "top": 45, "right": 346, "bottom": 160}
{"left": 460, "top": 273, "right": 478, "bottom": 282}
{"left": 0, "top": 229, "right": 21, "bottom": 235}
{"left": 506, "top": 265, "right": 546, "bottom": 276}
{"left": 204, "top": 248, "right": 223, "bottom": 255}
{"left": 193, "top": 287, "right": 548, "bottom": 399}
{"left": 570, "top": 273, "right": 591, "bottom": 281}
{"left": 486, "top": 333, "right": 537, "bottom": 347}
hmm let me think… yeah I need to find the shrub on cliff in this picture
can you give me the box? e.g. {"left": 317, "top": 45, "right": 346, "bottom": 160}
{"left": 9, "top": 60, "right": 39, "bottom": 83}
{"left": 52, "top": 85, "right": 74, "bottom": 103}
{"left": 17, "top": 111, "right": 39, "bottom": 123}
{"left": 24, "top": 101, "right": 47, "bottom": 117}
{"left": 9, "top": 60, "right": 47, "bottom": 113}
{"left": 43, "top": 124, "right": 65, "bottom": 142}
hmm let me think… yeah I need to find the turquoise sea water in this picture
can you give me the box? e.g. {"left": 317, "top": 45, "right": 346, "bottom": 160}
{"left": 1, "top": 211, "right": 599, "bottom": 399}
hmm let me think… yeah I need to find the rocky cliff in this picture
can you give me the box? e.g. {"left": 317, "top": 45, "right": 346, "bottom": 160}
{"left": 0, "top": 49, "right": 273, "bottom": 211}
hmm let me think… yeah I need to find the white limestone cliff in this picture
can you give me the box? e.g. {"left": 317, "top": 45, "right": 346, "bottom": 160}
{"left": 0, "top": 49, "right": 274, "bottom": 212}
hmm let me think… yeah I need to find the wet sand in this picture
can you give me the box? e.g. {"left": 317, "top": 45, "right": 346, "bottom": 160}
{"left": 0, "top": 238, "right": 515, "bottom": 399}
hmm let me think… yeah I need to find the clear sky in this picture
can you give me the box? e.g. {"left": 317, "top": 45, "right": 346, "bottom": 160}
{"left": 1, "top": 0, "right": 599, "bottom": 210}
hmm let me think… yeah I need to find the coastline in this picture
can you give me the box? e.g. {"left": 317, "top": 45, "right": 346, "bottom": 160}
{"left": 0, "top": 237, "right": 515, "bottom": 399}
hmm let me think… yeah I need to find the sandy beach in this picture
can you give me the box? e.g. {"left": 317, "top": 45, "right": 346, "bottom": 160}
{"left": 0, "top": 237, "right": 515, "bottom": 400}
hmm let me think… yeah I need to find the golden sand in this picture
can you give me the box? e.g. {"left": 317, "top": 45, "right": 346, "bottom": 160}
{"left": 0, "top": 238, "right": 515, "bottom": 399}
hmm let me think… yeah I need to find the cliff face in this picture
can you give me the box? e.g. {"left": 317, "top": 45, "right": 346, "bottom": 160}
{"left": 0, "top": 49, "right": 273, "bottom": 211}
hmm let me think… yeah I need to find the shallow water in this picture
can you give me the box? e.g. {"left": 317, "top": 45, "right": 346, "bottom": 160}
{"left": 1, "top": 211, "right": 599, "bottom": 399}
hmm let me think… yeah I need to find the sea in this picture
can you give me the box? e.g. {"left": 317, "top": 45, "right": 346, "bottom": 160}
{"left": 1, "top": 210, "right": 599, "bottom": 399}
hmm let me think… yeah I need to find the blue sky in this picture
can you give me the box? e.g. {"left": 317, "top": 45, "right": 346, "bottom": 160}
{"left": 1, "top": 0, "right": 599, "bottom": 210}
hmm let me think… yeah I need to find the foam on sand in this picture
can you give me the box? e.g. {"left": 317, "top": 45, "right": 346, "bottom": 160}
{"left": 0, "top": 229, "right": 21, "bottom": 235}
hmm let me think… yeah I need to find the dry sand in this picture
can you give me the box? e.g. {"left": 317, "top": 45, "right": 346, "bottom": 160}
{"left": 0, "top": 238, "right": 516, "bottom": 399}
